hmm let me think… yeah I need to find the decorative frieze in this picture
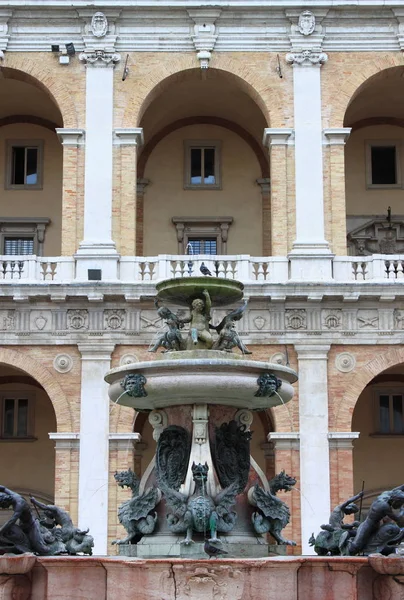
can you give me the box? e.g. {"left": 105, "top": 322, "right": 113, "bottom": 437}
{"left": 79, "top": 49, "right": 120, "bottom": 66}
{"left": 335, "top": 352, "right": 356, "bottom": 373}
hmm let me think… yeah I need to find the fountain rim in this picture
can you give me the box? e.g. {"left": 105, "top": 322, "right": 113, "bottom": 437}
{"left": 105, "top": 357, "right": 298, "bottom": 384}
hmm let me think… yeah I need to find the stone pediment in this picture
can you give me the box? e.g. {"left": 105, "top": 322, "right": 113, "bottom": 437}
{"left": 347, "top": 217, "right": 404, "bottom": 256}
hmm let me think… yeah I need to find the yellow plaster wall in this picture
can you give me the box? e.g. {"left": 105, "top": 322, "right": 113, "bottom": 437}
{"left": 143, "top": 124, "right": 263, "bottom": 255}
{"left": 0, "top": 123, "right": 63, "bottom": 255}
{"left": 0, "top": 383, "right": 56, "bottom": 499}
{"left": 352, "top": 383, "right": 404, "bottom": 495}
{"left": 345, "top": 125, "right": 404, "bottom": 216}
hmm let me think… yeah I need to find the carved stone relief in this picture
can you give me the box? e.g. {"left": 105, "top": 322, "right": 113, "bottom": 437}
{"left": 322, "top": 309, "right": 342, "bottom": 330}
{"left": 53, "top": 354, "right": 74, "bottom": 374}
{"left": 176, "top": 566, "right": 243, "bottom": 600}
{"left": 90, "top": 12, "right": 108, "bottom": 37}
{"left": 0, "top": 310, "right": 15, "bottom": 331}
{"left": 298, "top": 10, "right": 316, "bottom": 35}
{"left": 119, "top": 354, "right": 138, "bottom": 366}
{"left": 30, "top": 311, "right": 51, "bottom": 332}
{"left": 347, "top": 217, "right": 404, "bottom": 256}
{"left": 394, "top": 309, "right": 404, "bottom": 329}
{"left": 140, "top": 311, "right": 163, "bottom": 330}
{"left": 67, "top": 310, "right": 89, "bottom": 330}
{"left": 335, "top": 352, "right": 356, "bottom": 373}
{"left": 104, "top": 309, "right": 126, "bottom": 330}
{"left": 357, "top": 310, "right": 379, "bottom": 329}
{"left": 285, "top": 309, "right": 306, "bottom": 330}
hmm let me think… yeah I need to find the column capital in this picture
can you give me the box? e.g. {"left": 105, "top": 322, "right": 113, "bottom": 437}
{"left": 286, "top": 48, "right": 328, "bottom": 67}
{"left": 78, "top": 343, "right": 115, "bottom": 360}
{"left": 109, "top": 432, "right": 141, "bottom": 450}
{"left": 323, "top": 128, "right": 352, "bottom": 146}
{"left": 56, "top": 128, "right": 85, "bottom": 147}
{"left": 267, "top": 431, "right": 300, "bottom": 450}
{"left": 113, "top": 128, "right": 144, "bottom": 146}
{"left": 79, "top": 48, "right": 121, "bottom": 67}
{"left": 263, "top": 128, "right": 294, "bottom": 147}
{"left": 49, "top": 432, "right": 80, "bottom": 449}
{"left": 256, "top": 177, "right": 271, "bottom": 194}
{"left": 295, "top": 344, "right": 331, "bottom": 359}
{"left": 328, "top": 432, "right": 360, "bottom": 449}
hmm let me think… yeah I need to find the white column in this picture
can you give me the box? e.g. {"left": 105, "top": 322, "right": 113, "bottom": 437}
{"left": 78, "top": 343, "right": 114, "bottom": 556}
{"left": 76, "top": 50, "right": 120, "bottom": 281}
{"left": 286, "top": 49, "right": 333, "bottom": 280}
{"left": 295, "top": 344, "right": 331, "bottom": 554}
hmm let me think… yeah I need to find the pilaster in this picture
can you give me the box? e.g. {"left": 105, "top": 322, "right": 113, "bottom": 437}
{"left": 286, "top": 47, "right": 333, "bottom": 281}
{"left": 75, "top": 46, "right": 121, "bottom": 281}
{"left": 49, "top": 433, "right": 80, "bottom": 525}
{"left": 262, "top": 129, "right": 294, "bottom": 256}
{"left": 113, "top": 128, "right": 144, "bottom": 256}
{"left": 295, "top": 344, "right": 330, "bottom": 554}
{"left": 135, "top": 178, "right": 150, "bottom": 255}
{"left": 328, "top": 431, "right": 360, "bottom": 509}
{"left": 323, "top": 128, "right": 352, "bottom": 256}
{"left": 56, "top": 129, "right": 85, "bottom": 257}
{"left": 77, "top": 343, "right": 115, "bottom": 556}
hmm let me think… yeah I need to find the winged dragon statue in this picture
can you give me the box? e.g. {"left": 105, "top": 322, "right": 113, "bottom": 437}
{"left": 250, "top": 471, "right": 297, "bottom": 546}
{"left": 162, "top": 462, "right": 239, "bottom": 545}
{"left": 112, "top": 468, "right": 160, "bottom": 545}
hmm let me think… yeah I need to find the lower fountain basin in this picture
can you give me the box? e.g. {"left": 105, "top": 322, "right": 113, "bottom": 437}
{"left": 106, "top": 351, "right": 297, "bottom": 411}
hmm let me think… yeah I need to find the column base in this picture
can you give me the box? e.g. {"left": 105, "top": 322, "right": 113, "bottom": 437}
{"left": 288, "top": 243, "right": 334, "bottom": 281}
{"left": 75, "top": 242, "right": 120, "bottom": 281}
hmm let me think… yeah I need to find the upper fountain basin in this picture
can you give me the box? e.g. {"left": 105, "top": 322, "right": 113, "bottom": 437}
{"left": 105, "top": 350, "right": 297, "bottom": 411}
{"left": 156, "top": 276, "right": 244, "bottom": 306}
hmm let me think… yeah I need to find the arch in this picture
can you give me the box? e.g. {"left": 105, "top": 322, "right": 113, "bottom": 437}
{"left": 0, "top": 348, "right": 73, "bottom": 431}
{"left": 335, "top": 347, "right": 404, "bottom": 431}
{"left": 327, "top": 57, "right": 404, "bottom": 128}
{"left": 1, "top": 56, "right": 79, "bottom": 128}
{"left": 122, "top": 57, "right": 287, "bottom": 129}
{"left": 350, "top": 117, "right": 404, "bottom": 133}
{"left": 138, "top": 116, "right": 269, "bottom": 179}
{"left": 0, "top": 115, "right": 60, "bottom": 132}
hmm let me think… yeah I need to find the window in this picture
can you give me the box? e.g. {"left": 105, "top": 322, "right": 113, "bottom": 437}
{"left": 184, "top": 141, "right": 221, "bottom": 190}
{"left": 375, "top": 391, "right": 404, "bottom": 434}
{"left": 0, "top": 218, "right": 49, "bottom": 256}
{"left": 187, "top": 238, "right": 217, "bottom": 255}
{"left": 6, "top": 140, "right": 43, "bottom": 189}
{"left": 366, "top": 141, "right": 401, "bottom": 188}
{"left": 0, "top": 394, "right": 35, "bottom": 439}
{"left": 172, "top": 217, "right": 233, "bottom": 254}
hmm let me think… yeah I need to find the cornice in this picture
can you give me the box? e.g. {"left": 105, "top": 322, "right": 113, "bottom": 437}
{"left": 0, "top": 6, "right": 404, "bottom": 53}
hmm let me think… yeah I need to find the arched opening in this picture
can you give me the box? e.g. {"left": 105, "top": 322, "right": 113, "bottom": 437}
{"left": 0, "top": 68, "right": 64, "bottom": 257}
{"left": 0, "top": 363, "right": 56, "bottom": 523}
{"left": 352, "top": 363, "right": 404, "bottom": 509}
{"left": 137, "top": 68, "right": 269, "bottom": 256}
{"left": 344, "top": 67, "right": 404, "bottom": 255}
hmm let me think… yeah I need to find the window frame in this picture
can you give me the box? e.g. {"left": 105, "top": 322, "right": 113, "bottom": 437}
{"left": 172, "top": 216, "right": 233, "bottom": 254}
{"left": 0, "top": 392, "right": 35, "bottom": 440}
{"left": 0, "top": 218, "right": 50, "bottom": 256}
{"left": 373, "top": 387, "right": 404, "bottom": 436}
{"left": 5, "top": 140, "right": 44, "bottom": 190}
{"left": 184, "top": 140, "right": 222, "bottom": 190}
{"left": 365, "top": 140, "right": 402, "bottom": 189}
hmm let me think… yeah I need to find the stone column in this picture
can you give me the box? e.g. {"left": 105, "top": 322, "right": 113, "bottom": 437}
{"left": 113, "top": 129, "right": 144, "bottom": 255}
{"left": 56, "top": 129, "right": 85, "bottom": 256}
{"left": 328, "top": 432, "right": 360, "bottom": 509}
{"left": 295, "top": 344, "right": 331, "bottom": 554}
{"left": 78, "top": 343, "right": 115, "bottom": 556}
{"left": 76, "top": 50, "right": 120, "bottom": 280}
{"left": 262, "top": 129, "right": 294, "bottom": 256}
{"left": 323, "top": 129, "right": 352, "bottom": 256}
{"left": 286, "top": 49, "right": 333, "bottom": 280}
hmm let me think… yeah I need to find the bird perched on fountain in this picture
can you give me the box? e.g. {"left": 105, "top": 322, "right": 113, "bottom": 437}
{"left": 200, "top": 262, "right": 212, "bottom": 276}
{"left": 204, "top": 539, "right": 228, "bottom": 559}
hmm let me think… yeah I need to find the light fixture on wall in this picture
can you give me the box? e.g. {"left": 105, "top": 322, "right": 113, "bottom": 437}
{"left": 51, "top": 42, "right": 75, "bottom": 65}
{"left": 65, "top": 43, "right": 76, "bottom": 56}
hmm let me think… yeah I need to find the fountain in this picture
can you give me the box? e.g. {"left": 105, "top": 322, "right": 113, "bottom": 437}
{"left": 105, "top": 276, "right": 298, "bottom": 558}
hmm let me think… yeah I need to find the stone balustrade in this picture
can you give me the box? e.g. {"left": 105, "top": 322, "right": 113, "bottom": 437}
{"left": 2, "top": 253, "right": 404, "bottom": 284}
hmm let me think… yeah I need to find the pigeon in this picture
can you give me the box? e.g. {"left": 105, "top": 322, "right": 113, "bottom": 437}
{"left": 204, "top": 539, "right": 228, "bottom": 559}
{"left": 200, "top": 262, "right": 212, "bottom": 276}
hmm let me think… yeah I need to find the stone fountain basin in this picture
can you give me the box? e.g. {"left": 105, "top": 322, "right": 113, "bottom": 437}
{"left": 156, "top": 276, "right": 244, "bottom": 306}
{"left": 0, "top": 554, "right": 36, "bottom": 574}
{"left": 106, "top": 351, "right": 297, "bottom": 411}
